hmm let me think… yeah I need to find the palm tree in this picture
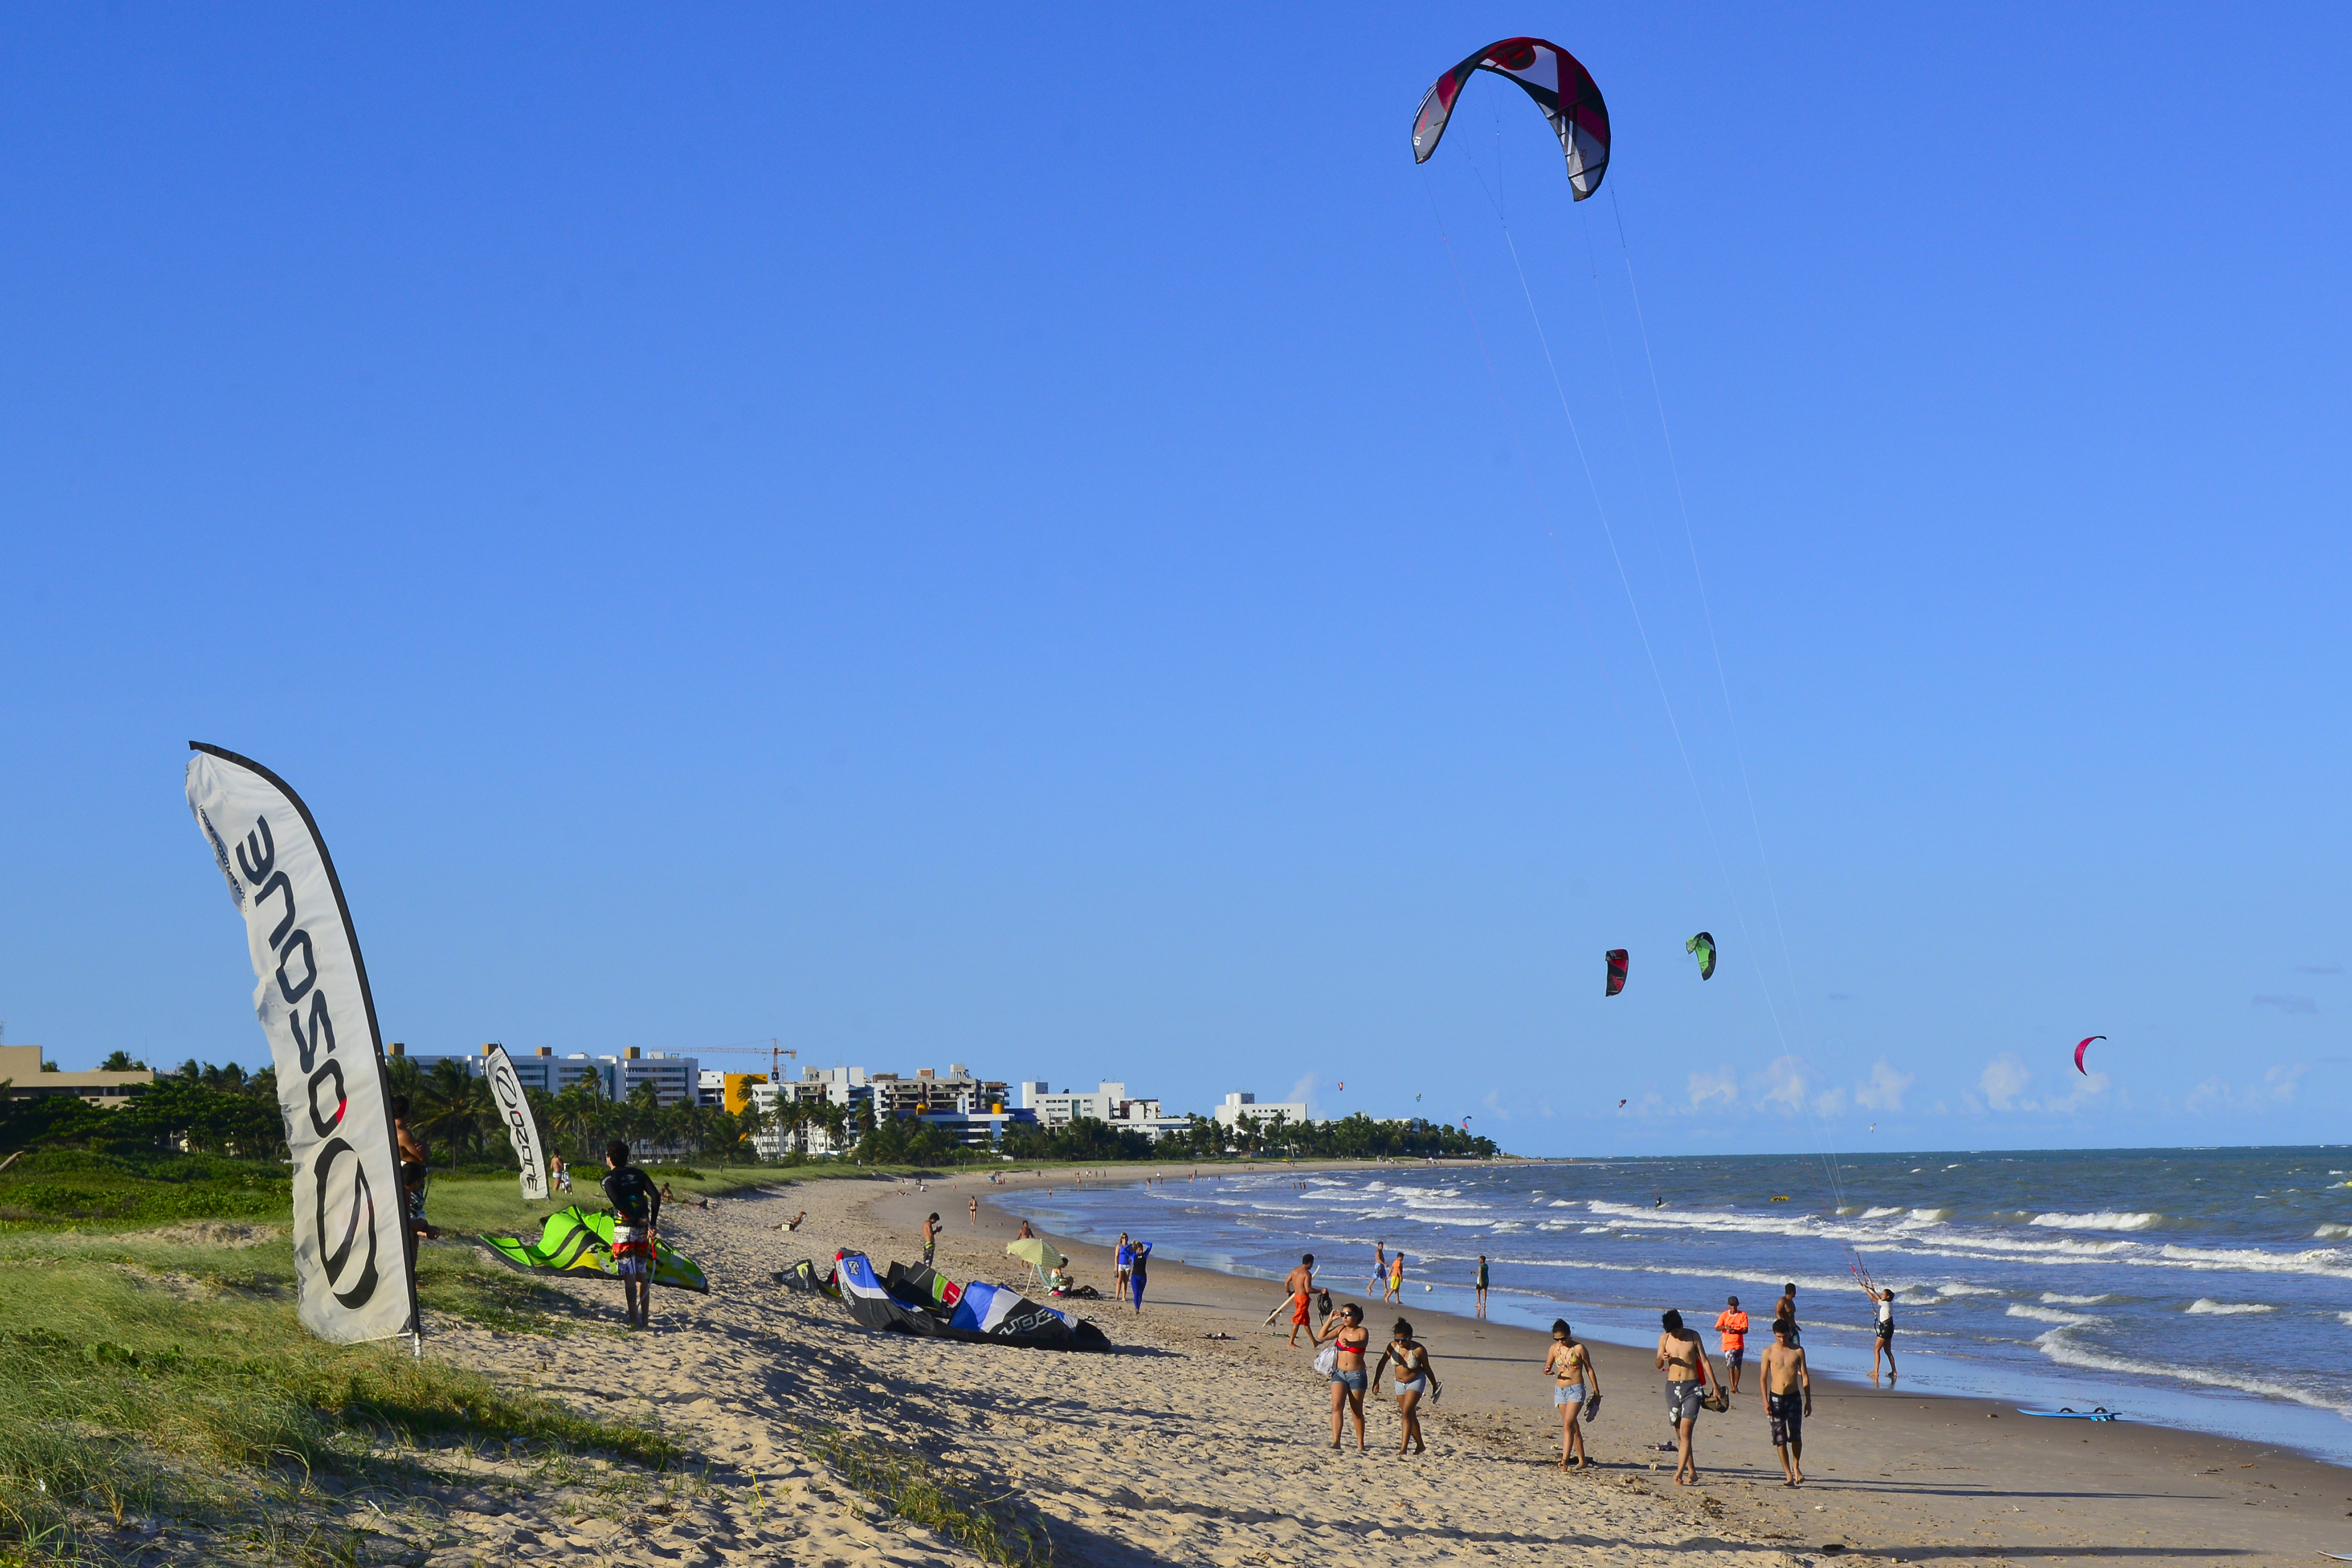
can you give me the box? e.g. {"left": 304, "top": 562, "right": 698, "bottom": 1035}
{"left": 414, "top": 1058, "right": 495, "bottom": 1168}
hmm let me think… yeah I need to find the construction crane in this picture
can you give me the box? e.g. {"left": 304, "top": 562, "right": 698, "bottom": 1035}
{"left": 690, "top": 1040, "right": 798, "bottom": 1083}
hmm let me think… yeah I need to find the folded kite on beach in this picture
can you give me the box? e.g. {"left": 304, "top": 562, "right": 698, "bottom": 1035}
{"left": 478, "top": 1205, "right": 710, "bottom": 1294}
{"left": 833, "top": 1251, "right": 1109, "bottom": 1351}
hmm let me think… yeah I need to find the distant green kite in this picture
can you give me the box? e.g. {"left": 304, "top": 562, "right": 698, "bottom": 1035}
{"left": 1685, "top": 931, "right": 1716, "bottom": 981}
{"left": 479, "top": 1205, "right": 709, "bottom": 1294}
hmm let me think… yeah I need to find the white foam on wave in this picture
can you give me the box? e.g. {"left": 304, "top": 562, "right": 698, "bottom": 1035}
{"left": 2030, "top": 1210, "right": 2162, "bottom": 1231}
{"left": 1936, "top": 1282, "right": 2001, "bottom": 1297}
{"left": 2041, "top": 1292, "right": 2112, "bottom": 1305}
{"left": 2007, "top": 1303, "right": 2101, "bottom": 1327}
{"left": 2157, "top": 1242, "right": 2352, "bottom": 1279}
{"left": 2186, "top": 1298, "right": 2275, "bottom": 1315}
{"left": 1901, "top": 1208, "right": 1952, "bottom": 1225}
{"left": 2315, "top": 1222, "right": 2352, "bottom": 1240}
{"left": 2338, "top": 1312, "right": 2352, "bottom": 1327}
{"left": 1862, "top": 1206, "right": 1905, "bottom": 1219}
{"left": 2034, "top": 1327, "right": 2350, "bottom": 1414}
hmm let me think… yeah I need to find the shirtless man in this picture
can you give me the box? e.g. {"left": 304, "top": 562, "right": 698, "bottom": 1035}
{"left": 1774, "top": 1282, "right": 1800, "bottom": 1343}
{"left": 1654, "top": 1308, "right": 1717, "bottom": 1485}
{"left": 1758, "top": 1317, "right": 1812, "bottom": 1485}
{"left": 1283, "top": 1254, "right": 1318, "bottom": 1348}
{"left": 922, "top": 1212, "right": 939, "bottom": 1267}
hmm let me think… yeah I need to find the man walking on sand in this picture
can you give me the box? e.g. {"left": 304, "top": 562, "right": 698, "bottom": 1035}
{"left": 602, "top": 1140, "right": 661, "bottom": 1331}
{"left": 1284, "top": 1254, "right": 1318, "bottom": 1348}
{"left": 1715, "top": 1294, "right": 1750, "bottom": 1395}
{"left": 1759, "top": 1317, "right": 1812, "bottom": 1485}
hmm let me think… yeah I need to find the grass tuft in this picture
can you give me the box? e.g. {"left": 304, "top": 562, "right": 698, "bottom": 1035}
{"left": 808, "top": 1429, "right": 1050, "bottom": 1566}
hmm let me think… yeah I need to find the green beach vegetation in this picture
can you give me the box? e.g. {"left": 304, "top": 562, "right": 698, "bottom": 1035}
{"left": 0, "top": 1151, "right": 744, "bottom": 1563}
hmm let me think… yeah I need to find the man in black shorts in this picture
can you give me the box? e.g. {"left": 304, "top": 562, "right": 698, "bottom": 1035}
{"left": 601, "top": 1140, "right": 661, "bottom": 1329}
{"left": 1759, "top": 1317, "right": 1811, "bottom": 1485}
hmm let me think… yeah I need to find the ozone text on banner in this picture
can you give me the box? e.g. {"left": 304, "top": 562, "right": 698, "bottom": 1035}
{"left": 483, "top": 1044, "right": 548, "bottom": 1201}
{"left": 185, "top": 743, "right": 419, "bottom": 1345}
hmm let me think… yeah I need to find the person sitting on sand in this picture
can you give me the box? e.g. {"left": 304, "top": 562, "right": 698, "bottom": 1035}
{"left": 1654, "top": 1309, "right": 1719, "bottom": 1486}
{"left": 657, "top": 1181, "right": 710, "bottom": 1211}
{"left": 1282, "top": 1254, "right": 1318, "bottom": 1348}
{"left": 1715, "top": 1295, "right": 1750, "bottom": 1395}
{"left": 1017, "top": 1218, "right": 1034, "bottom": 1241}
{"left": 1371, "top": 1318, "right": 1440, "bottom": 1457}
{"left": 1315, "top": 1303, "right": 1372, "bottom": 1452}
{"left": 774, "top": 1210, "right": 806, "bottom": 1232}
{"left": 1542, "top": 1319, "right": 1598, "bottom": 1470}
{"left": 1760, "top": 1317, "right": 1811, "bottom": 1485}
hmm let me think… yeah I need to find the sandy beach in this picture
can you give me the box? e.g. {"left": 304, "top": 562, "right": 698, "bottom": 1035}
{"left": 330, "top": 1162, "right": 2352, "bottom": 1568}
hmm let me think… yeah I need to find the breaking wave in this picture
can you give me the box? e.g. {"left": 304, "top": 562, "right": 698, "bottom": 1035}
{"left": 2030, "top": 1211, "right": 2161, "bottom": 1232}
{"left": 2185, "top": 1299, "right": 2275, "bottom": 1315}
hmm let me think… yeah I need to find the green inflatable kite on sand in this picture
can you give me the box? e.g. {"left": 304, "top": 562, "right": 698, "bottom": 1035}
{"left": 479, "top": 1205, "right": 710, "bottom": 1294}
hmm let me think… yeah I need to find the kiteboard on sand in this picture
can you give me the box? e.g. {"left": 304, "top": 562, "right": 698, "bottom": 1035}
{"left": 2017, "top": 1407, "right": 2121, "bottom": 1421}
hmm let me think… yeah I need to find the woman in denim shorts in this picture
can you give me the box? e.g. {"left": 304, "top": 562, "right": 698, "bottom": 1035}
{"left": 1316, "top": 1302, "right": 1373, "bottom": 1451}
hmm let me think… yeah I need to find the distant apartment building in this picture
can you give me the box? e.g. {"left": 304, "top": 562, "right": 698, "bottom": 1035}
{"left": 1020, "top": 1079, "right": 1191, "bottom": 1143}
{"left": 1211, "top": 1090, "right": 1310, "bottom": 1131}
{"left": 387, "top": 1044, "right": 701, "bottom": 1106}
{"left": 0, "top": 1044, "right": 154, "bottom": 1108}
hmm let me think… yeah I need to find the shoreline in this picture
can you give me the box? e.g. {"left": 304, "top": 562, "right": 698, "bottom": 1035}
{"left": 855, "top": 1161, "right": 2349, "bottom": 1563}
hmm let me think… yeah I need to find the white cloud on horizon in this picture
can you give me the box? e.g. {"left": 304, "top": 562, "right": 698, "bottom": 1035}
{"left": 1855, "top": 1058, "right": 1915, "bottom": 1113}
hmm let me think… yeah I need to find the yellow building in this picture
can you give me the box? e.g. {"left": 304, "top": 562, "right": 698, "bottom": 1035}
{"left": 721, "top": 1072, "right": 768, "bottom": 1117}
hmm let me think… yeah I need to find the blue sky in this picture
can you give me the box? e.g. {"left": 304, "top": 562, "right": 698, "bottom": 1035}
{"left": 3, "top": 6, "right": 2347, "bottom": 1156}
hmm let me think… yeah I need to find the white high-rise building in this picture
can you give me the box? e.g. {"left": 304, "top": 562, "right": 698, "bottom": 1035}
{"left": 1211, "top": 1090, "right": 1309, "bottom": 1131}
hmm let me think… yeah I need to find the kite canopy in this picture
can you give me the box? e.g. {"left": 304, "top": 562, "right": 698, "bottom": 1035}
{"left": 1411, "top": 38, "right": 1611, "bottom": 199}
{"left": 2074, "top": 1036, "right": 2105, "bottom": 1075}
{"left": 1685, "top": 931, "right": 1717, "bottom": 981}
{"left": 1605, "top": 948, "right": 1629, "bottom": 997}
{"left": 479, "top": 1205, "right": 709, "bottom": 1294}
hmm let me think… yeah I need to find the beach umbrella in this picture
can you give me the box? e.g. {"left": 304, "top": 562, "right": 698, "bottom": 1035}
{"left": 1006, "top": 1237, "right": 1066, "bottom": 1270}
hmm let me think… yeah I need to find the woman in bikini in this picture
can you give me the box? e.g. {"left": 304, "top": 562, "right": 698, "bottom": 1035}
{"left": 1315, "top": 1302, "right": 1373, "bottom": 1452}
{"left": 1371, "top": 1318, "right": 1441, "bottom": 1457}
{"left": 1542, "top": 1319, "right": 1600, "bottom": 1470}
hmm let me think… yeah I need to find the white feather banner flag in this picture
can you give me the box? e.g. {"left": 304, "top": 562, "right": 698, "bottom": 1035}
{"left": 186, "top": 744, "right": 418, "bottom": 1345}
{"left": 482, "top": 1044, "right": 548, "bottom": 1201}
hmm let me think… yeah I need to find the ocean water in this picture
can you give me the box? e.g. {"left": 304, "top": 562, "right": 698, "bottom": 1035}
{"left": 1010, "top": 1147, "right": 2352, "bottom": 1464}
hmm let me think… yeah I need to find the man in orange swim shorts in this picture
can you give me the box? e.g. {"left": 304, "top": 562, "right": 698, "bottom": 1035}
{"left": 1284, "top": 1254, "right": 1317, "bottom": 1347}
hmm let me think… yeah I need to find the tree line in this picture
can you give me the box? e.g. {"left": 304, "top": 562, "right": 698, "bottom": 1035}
{"left": 3, "top": 1056, "right": 1501, "bottom": 1166}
